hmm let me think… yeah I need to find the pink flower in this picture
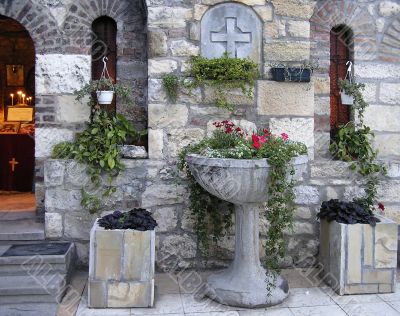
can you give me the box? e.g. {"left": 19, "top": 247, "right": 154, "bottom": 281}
{"left": 259, "top": 136, "right": 267, "bottom": 144}
{"left": 281, "top": 133, "right": 289, "bottom": 141}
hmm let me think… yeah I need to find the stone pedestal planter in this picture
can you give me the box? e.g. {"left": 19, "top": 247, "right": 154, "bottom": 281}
{"left": 186, "top": 154, "right": 308, "bottom": 308}
{"left": 319, "top": 216, "right": 398, "bottom": 295}
{"left": 88, "top": 220, "right": 155, "bottom": 308}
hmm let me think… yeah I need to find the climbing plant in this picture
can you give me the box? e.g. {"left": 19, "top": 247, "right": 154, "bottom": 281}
{"left": 330, "top": 79, "right": 386, "bottom": 214}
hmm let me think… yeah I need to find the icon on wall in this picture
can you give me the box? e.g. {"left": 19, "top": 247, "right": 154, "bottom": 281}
{"left": 6, "top": 65, "right": 24, "bottom": 86}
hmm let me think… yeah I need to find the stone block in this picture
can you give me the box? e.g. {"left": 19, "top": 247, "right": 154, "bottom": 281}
{"left": 347, "top": 225, "right": 362, "bottom": 283}
{"left": 380, "top": 83, "right": 400, "bottom": 104}
{"left": 374, "top": 134, "right": 400, "bottom": 157}
{"left": 55, "top": 95, "right": 90, "bottom": 123}
{"left": 148, "top": 129, "right": 164, "bottom": 160}
{"left": 45, "top": 189, "right": 82, "bottom": 212}
{"left": 35, "top": 128, "right": 74, "bottom": 158}
{"left": 170, "top": 40, "right": 199, "bottom": 57}
{"left": 119, "top": 145, "right": 147, "bottom": 159}
{"left": 356, "top": 63, "right": 400, "bottom": 79}
{"left": 166, "top": 128, "right": 205, "bottom": 158}
{"left": 253, "top": 5, "right": 273, "bottom": 22}
{"left": 269, "top": 118, "right": 314, "bottom": 148}
{"left": 265, "top": 41, "right": 310, "bottom": 62}
{"left": 269, "top": 0, "right": 315, "bottom": 19}
{"left": 257, "top": 81, "right": 314, "bottom": 116}
{"left": 152, "top": 207, "right": 178, "bottom": 232}
{"left": 148, "top": 30, "right": 167, "bottom": 57}
{"left": 45, "top": 212, "right": 63, "bottom": 238}
{"left": 194, "top": 4, "right": 208, "bottom": 21}
{"left": 379, "top": 1, "right": 400, "bottom": 16}
{"left": 160, "top": 234, "right": 197, "bottom": 259}
{"left": 88, "top": 279, "right": 107, "bottom": 308}
{"left": 311, "top": 160, "right": 352, "bottom": 178}
{"left": 204, "top": 85, "right": 254, "bottom": 106}
{"left": 108, "top": 281, "right": 154, "bottom": 308}
{"left": 147, "top": 7, "right": 192, "bottom": 28}
{"left": 364, "top": 105, "right": 400, "bottom": 132}
{"left": 148, "top": 79, "right": 167, "bottom": 103}
{"left": 319, "top": 217, "right": 397, "bottom": 295}
{"left": 375, "top": 220, "right": 398, "bottom": 268}
{"left": 148, "top": 59, "right": 178, "bottom": 76}
{"left": 314, "top": 77, "right": 330, "bottom": 95}
{"left": 148, "top": 103, "right": 188, "bottom": 128}
{"left": 44, "top": 160, "right": 65, "bottom": 186}
{"left": 141, "top": 184, "right": 186, "bottom": 208}
{"left": 294, "top": 186, "right": 320, "bottom": 205}
{"left": 287, "top": 20, "right": 310, "bottom": 38}
{"left": 36, "top": 54, "right": 90, "bottom": 94}
{"left": 89, "top": 221, "right": 155, "bottom": 307}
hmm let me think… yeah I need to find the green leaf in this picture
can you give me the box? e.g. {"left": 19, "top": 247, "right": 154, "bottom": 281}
{"left": 108, "top": 157, "right": 115, "bottom": 169}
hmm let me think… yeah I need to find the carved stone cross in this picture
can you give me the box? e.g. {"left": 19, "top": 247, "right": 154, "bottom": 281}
{"left": 211, "top": 17, "right": 251, "bottom": 57}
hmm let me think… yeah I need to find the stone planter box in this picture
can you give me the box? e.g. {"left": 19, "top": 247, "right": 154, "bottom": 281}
{"left": 319, "top": 216, "right": 398, "bottom": 295}
{"left": 88, "top": 220, "right": 155, "bottom": 308}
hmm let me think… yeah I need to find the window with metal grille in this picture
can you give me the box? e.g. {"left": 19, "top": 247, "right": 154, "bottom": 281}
{"left": 330, "top": 25, "right": 353, "bottom": 139}
{"left": 92, "top": 16, "right": 117, "bottom": 113}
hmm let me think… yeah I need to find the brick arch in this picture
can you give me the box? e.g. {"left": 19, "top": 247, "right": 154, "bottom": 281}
{"left": 0, "top": 0, "right": 61, "bottom": 52}
{"left": 380, "top": 16, "right": 400, "bottom": 63}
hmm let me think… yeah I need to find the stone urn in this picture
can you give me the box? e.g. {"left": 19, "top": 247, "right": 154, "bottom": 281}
{"left": 186, "top": 154, "right": 308, "bottom": 308}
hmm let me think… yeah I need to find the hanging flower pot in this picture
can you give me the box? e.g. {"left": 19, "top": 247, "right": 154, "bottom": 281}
{"left": 340, "top": 91, "right": 354, "bottom": 105}
{"left": 96, "top": 90, "right": 115, "bottom": 105}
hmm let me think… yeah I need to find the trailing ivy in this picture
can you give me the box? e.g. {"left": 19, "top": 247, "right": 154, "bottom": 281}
{"left": 178, "top": 121, "right": 307, "bottom": 291}
{"left": 330, "top": 80, "right": 386, "bottom": 214}
{"left": 52, "top": 110, "right": 143, "bottom": 213}
{"left": 162, "top": 74, "right": 179, "bottom": 103}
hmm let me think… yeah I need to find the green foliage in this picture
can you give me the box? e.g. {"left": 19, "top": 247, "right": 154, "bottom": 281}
{"left": 178, "top": 121, "right": 307, "bottom": 290}
{"left": 330, "top": 80, "right": 386, "bottom": 214}
{"left": 339, "top": 79, "right": 368, "bottom": 123}
{"left": 269, "top": 60, "right": 319, "bottom": 71}
{"left": 75, "top": 78, "right": 132, "bottom": 108}
{"left": 52, "top": 110, "right": 144, "bottom": 213}
{"left": 162, "top": 74, "right": 179, "bottom": 103}
{"left": 186, "top": 53, "right": 259, "bottom": 109}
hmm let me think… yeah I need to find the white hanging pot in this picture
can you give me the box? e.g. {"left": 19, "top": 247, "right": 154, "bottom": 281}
{"left": 96, "top": 90, "right": 115, "bottom": 105}
{"left": 340, "top": 91, "right": 354, "bottom": 105}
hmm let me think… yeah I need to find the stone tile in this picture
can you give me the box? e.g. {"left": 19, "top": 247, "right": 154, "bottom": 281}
{"left": 363, "top": 224, "right": 374, "bottom": 266}
{"left": 341, "top": 302, "right": 399, "bottom": 316}
{"left": 281, "top": 268, "right": 324, "bottom": 288}
{"left": 130, "top": 294, "right": 184, "bottom": 315}
{"left": 347, "top": 224, "right": 362, "bottom": 284}
{"left": 178, "top": 271, "right": 210, "bottom": 294}
{"left": 363, "top": 270, "right": 393, "bottom": 284}
{"left": 375, "top": 222, "right": 398, "bottom": 268}
{"left": 187, "top": 312, "right": 240, "bottom": 316}
{"left": 181, "top": 293, "right": 242, "bottom": 313}
{"left": 378, "top": 283, "right": 400, "bottom": 302}
{"left": 388, "top": 301, "right": 400, "bottom": 313}
{"left": 329, "top": 292, "right": 383, "bottom": 305}
{"left": 344, "top": 284, "right": 379, "bottom": 295}
{"left": 280, "top": 288, "right": 335, "bottom": 308}
{"left": 108, "top": 281, "right": 153, "bottom": 308}
{"left": 88, "top": 279, "right": 107, "bottom": 308}
{"left": 76, "top": 298, "right": 130, "bottom": 316}
{"left": 239, "top": 308, "right": 294, "bottom": 315}
{"left": 155, "top": 273, "right": 180, "bottom": 295}
{"left": 290, "top": 305, "right": 347, "bottom": 316}
{"left": 1, "top": 303, "right": 58, "bottom": 316}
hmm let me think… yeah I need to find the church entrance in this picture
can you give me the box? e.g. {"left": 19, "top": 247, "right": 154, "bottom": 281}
{"left": 0, "top": 16, "right": 36, "bottom": 218}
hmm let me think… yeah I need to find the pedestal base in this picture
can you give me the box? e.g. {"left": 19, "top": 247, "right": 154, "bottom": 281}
{"left": 206, "top": 266, "right": 289, "bottom": 308}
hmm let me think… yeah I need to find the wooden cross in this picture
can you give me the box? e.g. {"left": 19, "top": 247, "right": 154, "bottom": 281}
{"left": 9, "top": 157, "right": 19, "bottom": 172}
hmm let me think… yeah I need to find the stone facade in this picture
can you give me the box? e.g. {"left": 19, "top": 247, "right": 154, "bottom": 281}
{"left": 320, "top": 217, "right": 398, "bottom": 295}
{"left": 1, "top": 0, "right": 397, "bottom": 271}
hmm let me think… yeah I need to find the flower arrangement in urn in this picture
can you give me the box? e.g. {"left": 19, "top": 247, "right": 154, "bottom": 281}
{"left": 178, "top": 120, "right": 308, "bottom": 307}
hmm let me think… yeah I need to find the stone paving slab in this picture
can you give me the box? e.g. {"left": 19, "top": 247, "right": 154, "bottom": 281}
{"left": 59, "top": 271, "right": 400, "bottom": 316}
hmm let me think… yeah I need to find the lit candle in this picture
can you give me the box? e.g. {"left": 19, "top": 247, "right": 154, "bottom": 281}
{"left": 22, "top": 94, "right": 25, "bottom": 105}
{"left": 10, "top": 94, "right": 14, "bottom": 106}
{"left": 17, "top": 91, "right": 22, "bottom": 104}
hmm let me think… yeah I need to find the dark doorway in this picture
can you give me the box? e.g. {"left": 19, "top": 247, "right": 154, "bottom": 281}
{"left": 0, "top": 16, "right": 35, "bottom": 216}
{"left": 330, "top": 25, "right": 353, "bottom": 138}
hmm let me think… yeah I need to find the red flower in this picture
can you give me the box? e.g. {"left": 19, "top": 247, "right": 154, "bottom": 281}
{"left": 226, "top": 127, "right": 233, "bottom": 134}
{"left": 378, "top": 203, "right": 385, "bottom": 211}
{"left": 235, "top": 127, "right": 242, "bottom": 132}
{"left": 263, "top": 128, "right": 271, "bottom": 136}
{"left": 281, "top": 133, "right": 289, "bottom": 141}
{"left": 252, "top": 134, "right": 261, "bottom": 149}
{"left": 259, "top": 135, "right": 267, "bottom": 144}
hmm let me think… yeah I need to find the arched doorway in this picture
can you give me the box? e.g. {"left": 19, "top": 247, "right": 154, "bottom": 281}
{"left": 0, "top": 15, "right": 36, "bottom": 218}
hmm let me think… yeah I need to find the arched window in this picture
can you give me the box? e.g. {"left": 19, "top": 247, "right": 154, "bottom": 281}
{"left": 92, "top": 16, "right": 117, "bottom": 113}
{"left": 330, "top": 25, "right": 353, "bottom": 138}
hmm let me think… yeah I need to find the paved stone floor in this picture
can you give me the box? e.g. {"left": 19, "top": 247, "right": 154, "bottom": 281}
{"left": 56, "top": 269, "right": 400, "bottom": 316}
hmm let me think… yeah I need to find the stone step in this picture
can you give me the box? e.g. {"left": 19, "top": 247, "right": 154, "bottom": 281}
{"left": 0, "top": 242, "right": 74, "bottom": 275}
{"left": 0, "top": 219, "right": 45, "bottom": 241}
{"left": 0, "top": 210, "right": 37, "bottom": 221}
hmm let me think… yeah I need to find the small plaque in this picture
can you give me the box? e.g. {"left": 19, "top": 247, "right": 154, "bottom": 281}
{"left": 6, "top": 106, "right": 34, "bottom": 122}
{"left": 6, "top": 65, "right": 24, "bottom": 86}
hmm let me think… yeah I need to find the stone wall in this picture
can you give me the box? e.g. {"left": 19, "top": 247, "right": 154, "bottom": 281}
{"left": 4, "top": 0, "right": 398, "bottom": 269}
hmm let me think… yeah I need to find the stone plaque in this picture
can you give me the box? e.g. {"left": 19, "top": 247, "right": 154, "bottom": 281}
{"left": 201, "top": 3, "right": 262, "bottom": 64}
